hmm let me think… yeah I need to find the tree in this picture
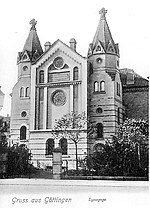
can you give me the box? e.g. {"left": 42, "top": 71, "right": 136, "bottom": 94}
{"left": 86, "top": 119, "right": 149, "bottom": 177}
{"left": 52, "top": 112, "right": 87, "bottom": 172}
{"left": 0, "top": 117, "right": 10, "bottom": 178}
{"left": 7, "top": 144, "right": 32, "bottom": 176}
{"left": 0, "top": 117, "right": 10, "bottom": 153}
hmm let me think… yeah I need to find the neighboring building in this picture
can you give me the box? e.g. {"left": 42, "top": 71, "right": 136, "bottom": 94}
{"left": 10, "top": 8, "right": 149, "bottom": 169}
{"left": 120, "top": 68, "right": 149, "bottom": 120}
{"left": 0, "top": 86, "right": 5, "bottom": 112}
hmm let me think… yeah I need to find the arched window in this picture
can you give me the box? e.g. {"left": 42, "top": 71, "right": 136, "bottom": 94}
{"left": 117, "top": 108, "right": 120, "bottom": 125}
{"left": 46, "top": 139, "right": 54, "bottom": 155}
{"left": 89, "top": 62, "right": 93, "bottom": 74}
{"left": 25, "top": 87, "right": 29, "bottom": 97}
{"left": 73, "top": 67, "right": 78, "bottom": 80}
{"left": 96, "top": 123, "right": 103, "bottom": 138}
{"left": 117, "top": 82, "right": 120, "bottom": 96}
{"left": 59, "top": 138, "right": 67, "bottom": 155}
{"left": 20, "top": 87, "right": 24, "bottom": 97}
{"left": 100, "top": 81, "right": 105, "bottom": 91}
{"left": 48, "top": 68, "right": 51, "bottom": 82}
{"left": 94, "top": 81, "right": 99, "bottom": 92}
{"left": 39, "top": 70, "right": 44, "bottom": 83}
{"left": 20, "top": 126, "right": 27, "bottom": 140}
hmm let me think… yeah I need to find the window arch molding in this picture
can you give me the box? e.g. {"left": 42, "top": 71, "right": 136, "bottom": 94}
{"left": 96, "top": 123, "right": 103, "bottom": 138}
{"left": 73, "top": 66, "right": 79, "bottom": 80}
{"left": 20, "top": 87, "right": 25, "bottom": 97}
{"left": 94, "top": 81, "right": 99, "bottom": 92}
{"left": 100, "top": 81, "right": 105, "bottom": 91}
{"left": 25, "top": 87, "right": 29, "bottom": 97}
{"left": 39, "top": 70, "right": 44, "bottom": 83}
{"left": 46, "top": 138, "right": 54, "bottom": 155}
{"left": 20, "top": 125, "right": 27, "bottom": 140}
{"left": 59, "top": 138, "right": 67, "bottom": 155}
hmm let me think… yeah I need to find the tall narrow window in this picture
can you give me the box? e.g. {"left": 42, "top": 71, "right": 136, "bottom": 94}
{"left": 59, "top": 138, "right": 67, "bottom": 155}
{"left": 89, "top": 62, "right": 93, "bottom": 74}
{"left": 20, "top": 126, "right": 26, "bottom": 140}
{"left": 20, "top": 87, "right": 24, "bottom": 97}
{"left": 94, "top": 81, "right": 99, "bottom": 92}
{"left": 46, "top": 139, "right": 54, "bottom": 155}
{"left": 73, "top": 85, "right": 78, "bottom": 98}
{"left": 25, "top": 87, "right": 29, "bottom": 97}
{"left": 96, "top": 123, "right": 103, "bottom": 138}
{"left": 38, "top": 88, "right": 44, "bottom": 129}
{"left": 73, "top": 67, "right": 78, "bottom": 80}
{"left": 48, "top": 68, "right": 51, "bottom": 82}
{"left": 118, "top": 83, "right": 120, "bottom": 96}
{"left": 100, "top": 81, "right": 105, "bottom": 91}
{"left": 117, "top": 82, "right": 120, "bottom": 96}
{"left": 117, "top": 82, "right": 118, "bottom": 95}
{"left": 39, "top": 70, "right": 44, "bottom": 83}
{"left": 117, "top": 108, "right": 120, "bottom": 125}
{"left": 73, "top": 85, "right": 78, "bottom": 113}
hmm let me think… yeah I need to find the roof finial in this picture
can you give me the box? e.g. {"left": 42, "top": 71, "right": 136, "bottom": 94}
{"left": 29, "top": 19, "right": 37, "bottom": 30}
{"left": 99, "top": 7, "right": 107, "bottom": 18}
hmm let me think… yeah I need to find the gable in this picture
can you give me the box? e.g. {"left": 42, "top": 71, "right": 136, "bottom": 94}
{"left": 33, "top": 39, "right": 86, "bottom": 69}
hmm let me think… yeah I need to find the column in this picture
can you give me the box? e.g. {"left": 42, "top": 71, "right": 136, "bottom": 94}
{"left": 43, "top": 87, "right": 47, "bottom": 129}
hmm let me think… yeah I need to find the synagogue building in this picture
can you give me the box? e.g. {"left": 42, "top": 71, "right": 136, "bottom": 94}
{"left": 10, "top": 8, "right": 149, "bottom": 169}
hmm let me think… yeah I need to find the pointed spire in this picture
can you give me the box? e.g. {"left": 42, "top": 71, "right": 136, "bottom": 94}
{"left": 90, "top": 8, "right": 119, "bottom": 56}
{"left": 18, "top": 19, "right": 43, "bottom": 63}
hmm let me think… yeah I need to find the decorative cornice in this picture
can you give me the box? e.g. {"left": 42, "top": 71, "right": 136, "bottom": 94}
{"left": 36, "top": 80, "right": 82, "bottom": 88}
{"left": 35, "top": 48, "right": 59, "bottom": 69}
{"left": 35, "top": 48, "right": 82, "bottom": 70}
{"left": 59, "top": 49, "right": 82, "bottom": 65}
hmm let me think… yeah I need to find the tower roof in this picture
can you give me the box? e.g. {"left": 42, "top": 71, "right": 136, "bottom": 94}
{"left": 88, "top": 8, "right": 119, "bottom": 56}
{"left": 18, "top": 19, "right": 43, "bottom": 63}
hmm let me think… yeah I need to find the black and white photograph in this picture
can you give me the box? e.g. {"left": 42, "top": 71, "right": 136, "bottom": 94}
{"left": 0, "top": 0, "right": 149, "bottom": 207}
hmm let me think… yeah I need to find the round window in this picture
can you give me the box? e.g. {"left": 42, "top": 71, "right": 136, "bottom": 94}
{"left": 51, "top": 90, "right": 66, "bottom": 106}
{"left": 21, "top": 111, "right": 27, "bottom": 117}
{"left": 23, "top": 66, "right": 28, "bottom": 71}
{"left": 53, "top": 57, "right": 64, "bottom": 69}
{"left": 96, "top": 57, "right": 102, "bottom": 64}
{"left": 96, "top": 107, "right": 103, "bottom": 114}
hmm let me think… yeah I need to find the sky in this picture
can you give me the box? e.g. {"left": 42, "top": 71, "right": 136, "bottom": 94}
{"left": 0, "top": 0, "right": 149, "bottom": 117}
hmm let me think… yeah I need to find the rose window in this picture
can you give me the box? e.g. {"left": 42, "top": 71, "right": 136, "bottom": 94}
{"left": 51, "top": 90, "right": 66, "bottom": 106}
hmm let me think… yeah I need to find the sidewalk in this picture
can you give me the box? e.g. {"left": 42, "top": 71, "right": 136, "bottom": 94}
{"left": 0, "top": 178, "right": 148, "bottom": 188}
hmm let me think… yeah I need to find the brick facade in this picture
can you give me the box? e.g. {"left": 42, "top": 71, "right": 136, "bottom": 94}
{"left": 123, "top": 87, "right": 149, "bottom": 120}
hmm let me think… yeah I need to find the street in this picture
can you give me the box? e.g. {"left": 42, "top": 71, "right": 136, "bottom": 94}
{"left": 0, "top": 179, "right": 149, "bottom": 208}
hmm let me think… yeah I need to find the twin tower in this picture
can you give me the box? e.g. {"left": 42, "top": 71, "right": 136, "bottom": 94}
{"left": 10, "top": 8, "right": 123, "bottom": 168}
